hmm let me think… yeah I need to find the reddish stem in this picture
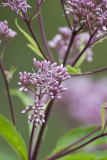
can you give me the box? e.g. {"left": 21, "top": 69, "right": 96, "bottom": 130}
{"left": 0, "top": 60, "right": 15, "bottom": 125}
{"left": 47, "top": 132, "right": 107, "bottom": 160}
{"left": 24, "top": 15, "right": 49, "bottom": 61}
{"left": 32, "top": 100, "right": 55, "bottom": 160}
{"left": 37, "top": 0, "right": 55, "bottom": 63}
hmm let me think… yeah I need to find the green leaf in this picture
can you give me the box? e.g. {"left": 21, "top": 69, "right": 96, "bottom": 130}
{"left": 15, "top": 19, "right": 44, "bottom": 59}
{"left": 60, "top": 151, "right": 107, "bottom": 160}
{"left": 66, "top": 65, "right": 81, "bottom": 75}
{"left": 0, "top": 115, "right": 28, "bottom": 160}
{"left": 61, "top": 153, "right": 95, "bottom": 160}
{"left": 51, "top": 126, "right": 96, "bottom": 155}
{"left": 93, "top": 151, "right": 107, "bottom": 160}
{"left": 50, "top": 126, "right": 107, "bottom": 157}
{"left": 101, "top": 102, "right": 107, "bottom": 132}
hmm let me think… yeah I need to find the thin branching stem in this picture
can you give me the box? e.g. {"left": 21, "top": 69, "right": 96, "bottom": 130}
{"left": 89, "top": 33, "right": 107, "bottom": 46}
{"left": 24, "top": 14, "right": 49, "bottom": 61}
{"left": 0, "top": 40, "right": 8, "bottom": 59}
{"left": 71, "top": 28, "right": 99, "bottom": 66}
{"left": 71, "top": 66, "right": 107, "bottom": 77}
{"left": 0, "top": 60, "right": 15, "bottom": 125}
{"left": 47, "top": 132, "right": 107, "bottom": 160}
{"left": 60, "top": 0, "right": 71, "bottom": 29}
{"left": 29, "top": 0, "right": 44, "bottom": 23}
{"left": 63, "top": 31, "right": 76, "bottom": 66}
{"left": 32, "top": 100, "right": 55, "bottom": 160}
{"left": 37, "top": 0, "right": 55, "bottom": 63}
{"left": 29, "top": 124, "right": 35, "bottom": 160}
{"left": 46, "top": 126, "right": 101, "bottom": 160}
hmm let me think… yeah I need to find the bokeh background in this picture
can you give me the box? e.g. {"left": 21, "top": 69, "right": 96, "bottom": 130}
{"left": 0, "top": 0, "right": 107, "bottom": 159}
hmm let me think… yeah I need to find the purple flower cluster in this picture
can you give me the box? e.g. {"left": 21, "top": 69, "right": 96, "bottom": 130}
{"left": 0, "top": 20, "right": 17, "bottom": 43}
{"left": 22, "top": 100, "right": 45, "bottom": 128}
{"left": 18, "top": 58, "right": 70, "bottom": 127}
{"left": 48, "top": 26, "right": 93, "bottom": 63}
{"left": 64, "top": 0, "right": 107, "bottom": 32}
{"left": 1, "top": 0, "right": 31, "bottom": 13}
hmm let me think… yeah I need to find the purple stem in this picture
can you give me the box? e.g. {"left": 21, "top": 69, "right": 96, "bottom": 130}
{"left": 32, "top": 99, "right": 55, "bottom": 160}
{"left": 29, "top": 0, "right": 44, "bottom": 23}
{"left": 63, "top": 31, "right": 76, "bottom": 66}
{"left": 60, "top": 0, "right": 71, "bottom": 29}
{"left": 46, "top": 126, "right": 101, "bottom": 160}
{"left": 29, "top": 124, "right": 35, "bottom": 160}
{"left": 71, "top": 28, "right": 99, "bottom": 67}
{"left": 1, "top": 40, "right": 8, "bottom": 59}
{"left": 71, "top": 66, "right": 107, "bottom": 77}
{"left": 47, "top": 132, "right": 107, "bottom": 160}
{"left": 89, "top": 33, "right": 107, "bottom": 46}
{"left": 37, "top": 0, "right": 55, "bottom": 63}
{"left": 0, "top": 60, "right": 15, "bottom": 125}
{"left": 85, "top": 16, "right": 91, "bottom": 36}
{"left": 24, "top": 15, "right": 49, "bottom": 61}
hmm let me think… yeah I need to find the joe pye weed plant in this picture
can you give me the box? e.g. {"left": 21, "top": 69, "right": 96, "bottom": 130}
{"left": 0, "top": 0, "right": 107, "bottom": 160}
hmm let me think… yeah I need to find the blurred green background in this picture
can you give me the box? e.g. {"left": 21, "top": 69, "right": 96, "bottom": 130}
{"left": 0, "top": 0, "right": 107, "bottom": 159}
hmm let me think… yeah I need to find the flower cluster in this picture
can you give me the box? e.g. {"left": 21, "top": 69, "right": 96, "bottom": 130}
{"left": 0, "top": 20, "right": 17, "bottom": 43}
{"left": 48, "top": 26, "right": 93, "bottom": 63}
{"left": 18, "top": 58, "right": 70, "bottom": 127}
{"left": 1, "top": 0, "right": 31, "bottom": 13}
{"left": 64, "top": 0, "right": 107, "bottom": 32}
{"left": 22, "top": 100, "right": 45, "bottom": 128}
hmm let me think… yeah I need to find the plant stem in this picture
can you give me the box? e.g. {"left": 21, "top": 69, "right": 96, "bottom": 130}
{"left": 29, "top": 0, "right": 44, "bottom": 23}
{"left": 71, "top": 28, "right": 98, "bottom": 67}
{"left": 71, "top": 66, "right": 107, "bottom": 77}
{"left": 1, "top": 40, "right": 8, "bottom": 59}
{"left": 37, "top": 0, "right": 55, "bottom": 63}
{"left": 24, "top": 15, "right": 49, "bottom": 61}
{"left": 47, "top": 132, "right": 107, "bottom": 160}
{"left": 60, "top": 0, "right": 71, "bottom": 29}
{"left": 63, "top": 31, "right": 76, "bottom": 66}
{"left": 0, "top": 60, "right": 15, "bottom": 125}
{"left": 32, "top": 99, "right": 54, "bottom": 160}
{"left": 29, "top": 124, "right": 36, "bottom": 160}
{"left": 89, "top": 33, "right": 107, "bottom": 46}
{"left": 46, "top": 126, "right": 101, "bottom": 160}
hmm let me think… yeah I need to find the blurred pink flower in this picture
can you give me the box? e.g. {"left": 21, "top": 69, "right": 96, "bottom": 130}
{"left": 55, "top": 77, "right": 107, "bottom": 126}
{"left": 48, "top": 27, "right": 93, "bottom": 64}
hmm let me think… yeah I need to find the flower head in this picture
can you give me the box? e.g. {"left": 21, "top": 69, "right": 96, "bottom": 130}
{"left": 19, "top": 58, "right": 70, "bottom": 127}
{"left": 0, "top": 20, "right": 17, "bottom": 42}
{"left": 1, "top": 0, "right": 31, "bottom": 13}
{"left": 22, "top": 100, "right": 45, "bottom": 128}
{"left": 64, "top": 0, "right": 107, "bottom": 32}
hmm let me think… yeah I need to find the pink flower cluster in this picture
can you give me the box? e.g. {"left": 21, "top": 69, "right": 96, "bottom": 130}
{"left": 1, "top": 0, "right": 31, "bottom": 13}
{"left": 0, "top": 20, "right": 17, "bottom": 43}
{"left": 64, "top": 0, "right": 107, "bottom": 32}
{"left": 19, "top": 58, "right": 70, "bottom": 99}
{"left": 22, "top": 100, "right": 45, "bottom": 128}
{"left": 48, "top": 26, "right": 93, "bottom": 63}
{"left": 18, "top": 58, "right": 70, "bottom": 127}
